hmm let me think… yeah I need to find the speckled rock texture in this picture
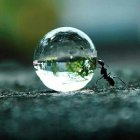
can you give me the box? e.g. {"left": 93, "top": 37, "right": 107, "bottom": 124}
{"left": 0, "top": 62, "right": 140, "bottom": 140}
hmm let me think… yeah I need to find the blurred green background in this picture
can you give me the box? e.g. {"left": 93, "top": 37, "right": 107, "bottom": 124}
{"left": 0, "top": 0, "right": 140, "bottom": 65}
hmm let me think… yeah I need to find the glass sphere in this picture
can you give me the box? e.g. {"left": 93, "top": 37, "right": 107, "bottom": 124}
{"left": 33, "top": 27, "right": 97, "bottom": 92}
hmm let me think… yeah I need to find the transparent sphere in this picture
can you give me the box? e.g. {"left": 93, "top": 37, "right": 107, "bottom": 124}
{"left": 33, "top": 27, "right": 97, "bottom": 92}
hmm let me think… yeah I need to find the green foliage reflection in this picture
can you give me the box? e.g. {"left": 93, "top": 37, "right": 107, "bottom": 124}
{"left": 50, "top": 57, "right": 96, "bottom": 78}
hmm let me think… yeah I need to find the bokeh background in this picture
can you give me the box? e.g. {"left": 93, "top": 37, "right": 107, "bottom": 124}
{"left": 0, "top": 0, "right": 140, "bottom": 65}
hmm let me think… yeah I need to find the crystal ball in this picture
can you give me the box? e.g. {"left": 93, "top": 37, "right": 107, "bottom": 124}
{"left": 33, "top": 27, "right": 97, "bottom": 92}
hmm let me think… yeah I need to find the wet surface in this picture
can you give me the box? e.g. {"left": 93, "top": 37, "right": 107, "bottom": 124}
{"left": 0, "top": 62, "right": 140, "bottom": 140}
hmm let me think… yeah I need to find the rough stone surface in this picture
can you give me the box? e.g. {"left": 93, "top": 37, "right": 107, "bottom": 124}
{"left": 0, "top": 62, "right": 140, "bottom": 140}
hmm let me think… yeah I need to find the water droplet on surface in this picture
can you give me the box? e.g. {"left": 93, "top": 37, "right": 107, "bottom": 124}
{"left": 33, "top": 27, "right": 97, "bottom": 92}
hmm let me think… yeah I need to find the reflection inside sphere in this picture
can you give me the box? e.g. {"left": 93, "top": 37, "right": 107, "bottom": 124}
{"left": 33, "top": 27, "right": 97, "bottom": 92}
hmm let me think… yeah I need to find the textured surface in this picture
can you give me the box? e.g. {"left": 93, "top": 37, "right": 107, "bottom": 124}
{"left": 0, "top": 62, "right": 140, "bottom": 140}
